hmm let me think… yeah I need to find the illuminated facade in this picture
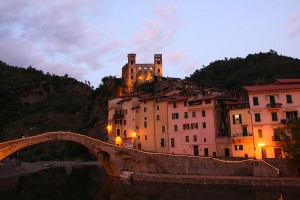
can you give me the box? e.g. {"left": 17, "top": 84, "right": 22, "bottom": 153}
{"left": 245, "top": 79, "right": 300, "bottom": 159}
{"left": 168, "top": 96, "right": 217, "bottom": 156}
{"left": 122, "top": 54, "right": 163, "bottom": 92}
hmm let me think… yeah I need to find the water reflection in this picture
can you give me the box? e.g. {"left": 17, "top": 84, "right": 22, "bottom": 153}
{"left": 0, "top": 166, "right": 299, "bottom": 200}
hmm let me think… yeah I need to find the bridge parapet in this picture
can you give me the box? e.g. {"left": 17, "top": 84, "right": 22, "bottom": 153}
{"left": 0, "top": 132, "right": 280, "bottom": 178}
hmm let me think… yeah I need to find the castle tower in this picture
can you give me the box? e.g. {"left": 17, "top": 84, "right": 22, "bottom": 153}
{"left": 154, "top": 54, "right": 163, "bottom": 78}
{"left": 127, "top": 53, "right": 136, "bottom": 92}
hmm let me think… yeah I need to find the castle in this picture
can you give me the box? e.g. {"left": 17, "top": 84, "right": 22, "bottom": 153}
{"left": 122, "top": 54, "right": 163, "bottom": 92}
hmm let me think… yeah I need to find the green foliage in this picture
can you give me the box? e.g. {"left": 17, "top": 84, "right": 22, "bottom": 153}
{"left": 279, "top": 119, "right": 300, "bottom": 163}
{"left": 187, "top": 51, "right": 300, "bottom": 90}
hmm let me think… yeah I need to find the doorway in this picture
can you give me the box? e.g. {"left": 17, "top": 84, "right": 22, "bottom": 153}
{"left": 204, "top": 148, "right": 209, "bottom": 156}
{"left": 262, "top": 147, "right": 267, "bottom": 158}
{"left": 193, "top": 146, "right": 199, "bottom": 156}
{"left": 225, "top": 148, "right": 230, "bottom": 157}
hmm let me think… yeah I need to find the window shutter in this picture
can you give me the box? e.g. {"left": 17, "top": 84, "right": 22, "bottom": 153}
{"left": 239, "top": 114, "right": 242, "bottom": 124}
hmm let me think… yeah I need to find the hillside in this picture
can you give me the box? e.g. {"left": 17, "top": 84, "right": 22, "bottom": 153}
{"left": 187, "top": 50, "right": 300, "bottom": 90}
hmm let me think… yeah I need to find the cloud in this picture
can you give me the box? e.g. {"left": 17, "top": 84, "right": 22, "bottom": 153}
{"left": 284, "top": 13, "right": 300, "bottom": 37}
{"left": 131, "top": 1, "right": 182, "bottom": 60}
{"left": 165, "top": 51, "right": 185, "bottom": 65}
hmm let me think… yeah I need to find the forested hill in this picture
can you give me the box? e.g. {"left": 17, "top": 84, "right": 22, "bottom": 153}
{"left": 187, "top": 51, "right": 300, "bottom": 90}
{"left": 0, "top": 61, "right": 122, "bottom": 161}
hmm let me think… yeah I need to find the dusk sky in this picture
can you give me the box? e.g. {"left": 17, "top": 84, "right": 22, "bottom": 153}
{"left": 1, "top": 0, "right": 300, "bottom": 87}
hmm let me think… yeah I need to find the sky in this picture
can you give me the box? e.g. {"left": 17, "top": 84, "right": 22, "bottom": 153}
{"left": 0, "top": 0, "right": 300, "bottom": 88}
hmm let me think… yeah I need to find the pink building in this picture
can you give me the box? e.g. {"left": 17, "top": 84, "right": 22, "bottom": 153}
{"left": 168, "top": 96, "right": 217, "bottom": 156}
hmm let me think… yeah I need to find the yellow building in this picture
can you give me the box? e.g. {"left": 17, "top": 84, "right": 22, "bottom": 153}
{"left": 244, "top": 79, "right": 300, "bottom": 159}
{"left": 122, "top": 53, "right": 163, "bottom": 92}
{"left": 107, "top": 94, "right": 139, "bottom": 148}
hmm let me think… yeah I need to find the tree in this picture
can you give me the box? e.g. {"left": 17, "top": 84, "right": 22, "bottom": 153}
{"left": 279, "top": 119, "right": 300, "bottom": 163}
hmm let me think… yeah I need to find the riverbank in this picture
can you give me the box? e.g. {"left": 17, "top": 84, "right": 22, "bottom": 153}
{"left": 129, "top": 172, "right": 300, "bottom": 190}
{"left": 0, "top": 161, "right": 101, "bottom": 179}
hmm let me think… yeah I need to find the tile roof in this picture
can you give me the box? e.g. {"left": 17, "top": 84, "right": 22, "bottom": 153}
{"left": 244, "top": 84, "right": 300, "bottom": 92}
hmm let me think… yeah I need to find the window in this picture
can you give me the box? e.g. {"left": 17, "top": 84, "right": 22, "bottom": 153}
{"left": 286, "top": 111, "right": 298, "bottom": 121}
{"left": 174, "top": 125, "right": 178, "bottom": 132}
{"left": 172, "top": 113, "right": 179, "bottom": 119}
{"left": 116, "top": 129, "right": 120, "bottom": 136}
{"left": 145, "top": 135, "right": 148, "bottom": 140}
{"left": 156, "top": 105, "right": 159, "bottom": 110}
{"left": 184, "top": 112, "right": 188, "bottom": 118}
{"left": 185, "top": 136, "right": 189, "bottom": 142}
{"left": 131, "top": 68, "right": 133, "bottom": 73}
{"left": 202, "top": 110, "right": 206, "bottom": 117}
{"left": 258, "top": 129, "right": 263, "bottom": 138}
{"left": 242, "top": 127, "right": 247, "bottom": 136}
{"left": 144, "top": 107, "right": 147, "bottom": 112}
{"left": 254, "top": 113, "right": 261, "bottom": 122}
{"left": 144, "top": 117, "right": 147, "bottom": 128}
{"left": 125, "top": 109, "right": 127, "bottom": 114}
{"left": 191, "top": 123, "right": 198, "bottom": 129}
{"left": 158, "top": 69, "right": 160, "bottom": 73}
{"left": 271, "top": 112, "right": 278, "bottom": 121}
{"left": 192, "top": 111, "right": 196, "bottom": 118}
{"left": 131, "top": 75, "right": 133, "bottom": 80}
{"left": 162, "top": 126, "right": 166, "bottom": 133}
{"left": 204, "top": 138, "right": 207, "bottom": 142}
{"left": 286, "top": 95, "right": 293, "bottom": 103}
{"left": 124, "top": 120, "right": 126, "bottom": 125}
{"left": 273, "top": 128, "right": 281, "bottom": 141}
{"left": 160, "top": 138, "right": 165, "bottom": 147}
{"left": 171, "top": 138, "right": 175, "bottom": 147}
{"left": 232, "top": 114, "right": 242, "bottom": 124}
{"left": 205, "top": 99, "right": 211, "bottom": 104}
{"left": 124, "top": 130, "right": 127, "bottom": 138}
{"left": 173, "top": 102, "right": 177, "bottom": 108}
{"left": 183, "top": 124, "right": 190, "bottom": 130}
{"left": 193, "top": 135, "right": 197, "bottom": 142}
{"left": 234, "top": 145, "right": 243, "bottom": 150}
{"left": 156, "top": 115, "right": 160, "bottom": 121}
{"left": 253, "top": 97, "right": 259, "bottom": 105}
{"left": 202, "top": 122, "right": 206, "bottom": 129}
{"left": 184, "top": 101, "right": 187, "bottom": 107}
{"left": 136, "top": 126, "right": 139, "bottom": 129}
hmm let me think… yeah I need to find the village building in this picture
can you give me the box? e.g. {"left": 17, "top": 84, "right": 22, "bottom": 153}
{"left": 244, "top": 79, "right": 300, "bottom": 159}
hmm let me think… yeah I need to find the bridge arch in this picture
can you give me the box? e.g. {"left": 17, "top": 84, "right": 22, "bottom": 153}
{"left": 0, "top": 132, "right": 120, "bottom": 176}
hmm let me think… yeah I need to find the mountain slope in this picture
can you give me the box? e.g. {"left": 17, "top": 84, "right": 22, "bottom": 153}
{"left": 187, "top": 51, "right": 300, "bottom": 90}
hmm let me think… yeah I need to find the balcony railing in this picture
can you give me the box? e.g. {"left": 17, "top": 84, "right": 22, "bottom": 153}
{"left": 114, "top": 113, "right": 124, "bottom": 119}
{"left": 266, "top": 103, "right": 282, "bottom": 109}
{"left": 232, "top": 133, "right": 253, "bottom": 137}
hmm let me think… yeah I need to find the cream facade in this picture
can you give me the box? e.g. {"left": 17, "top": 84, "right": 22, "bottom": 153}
{"left": 245, "top": 79, "right": 300, "bottom": 159}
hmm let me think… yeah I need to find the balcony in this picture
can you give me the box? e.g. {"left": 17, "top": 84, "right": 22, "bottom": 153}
{"left": 281, "top": 119, "right": 289, "bottom": 124}
{"left": 232, "top": 133, "right": 253, "bottom": 137}
{"left": 114, "top": 113, "right": 124, "bottom": 119}
{"left": 266, "top": 103, "right": 282, "bottom": 109}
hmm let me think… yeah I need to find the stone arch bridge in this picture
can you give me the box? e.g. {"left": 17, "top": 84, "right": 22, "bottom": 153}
{"left": 0, "top": 131, "right": 279, "bottom": 178}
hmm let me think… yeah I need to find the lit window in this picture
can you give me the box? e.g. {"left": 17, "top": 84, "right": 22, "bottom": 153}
{"left": 234, "top": 145, "right": 243, "bottom": 150}
{"left": 232, "top": 114, "right": 242, "bottom": 124}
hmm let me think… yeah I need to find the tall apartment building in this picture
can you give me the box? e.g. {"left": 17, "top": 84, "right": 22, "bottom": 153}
{"left": 244, "top": 79, "right": 300, "bottom": 159}
{"left": 168, "top": 96, "right": 218, "bottom": 156}
{"left": 122, "top": 54, "right": 163, "bottom": 92}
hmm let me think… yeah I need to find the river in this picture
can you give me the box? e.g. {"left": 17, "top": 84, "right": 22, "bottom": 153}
{"left": 0, "top": 165, "right": 299, "bottom": 200}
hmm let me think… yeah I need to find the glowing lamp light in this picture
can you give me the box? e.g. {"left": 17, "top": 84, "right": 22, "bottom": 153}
{"left": 115, "top": 136, "right": 122, "bottom": 145}
{"left": 106, "top": 125, "right": 112, "bottom": 131}
{"left": 257, "top": 143, "right": 265, "bottom": 147}
{"left": 132, "top": 132, "right": 136, "bottom": 137}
